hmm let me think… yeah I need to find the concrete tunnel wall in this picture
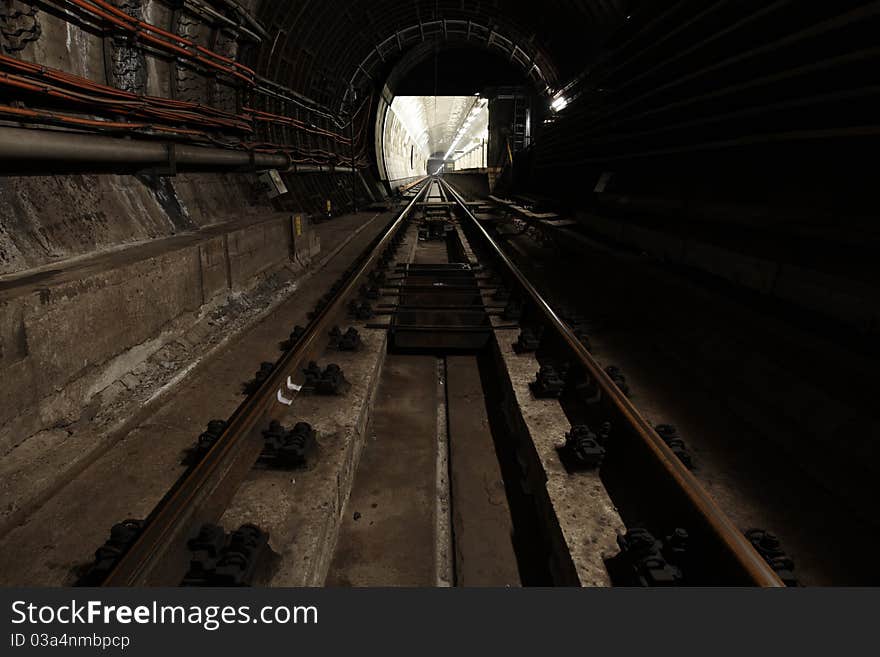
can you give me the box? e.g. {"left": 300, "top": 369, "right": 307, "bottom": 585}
{"left": 0, "top": 173, "right": 269, "bottom": 276}
{"left": 0, "top": 207, "right": 325, "bottom": 531}
{"left": 0, "top": 0, "right": 374, "bottom": 507}
{"left": 379, "top": 99, "right": 429, "bottom": 191}
{"left": 0, "top": 0, "right": 369, "bottom": 276}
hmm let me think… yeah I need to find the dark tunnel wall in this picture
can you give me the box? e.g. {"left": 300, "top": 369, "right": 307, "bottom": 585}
{"left": 519, "top": 1, "right": 880, "bottom": 335}
{"left": 528, "top": 1, "right": 880, "bottom": 209}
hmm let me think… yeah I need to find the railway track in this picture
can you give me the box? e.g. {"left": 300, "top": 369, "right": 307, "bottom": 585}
{"left": 440, "top": 178, "right": 783, "bottom": 586}
{"left": 95, "top": 178, "right": 431, "bottom": 586}
{"left": 88, "top": 175, "right": 781, "bottom": 587}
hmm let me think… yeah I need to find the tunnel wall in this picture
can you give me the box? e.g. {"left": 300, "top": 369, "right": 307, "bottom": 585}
{"left": 380, "top": 101, "right": 428, "bottom": 191}
{"left": 0, "top": 0, "right": 382, "bottom": 504}
{"left": 572, "top": 199, "right": 879, "bottom": 335}
{"left": 0, "top": 168, "right": 367, "bottom": 278}
{"left": 443, "top": 172, "right": 490, "bottom": 199}
{"left": 0, "top": 1, "right": 275, "bottom": 275}
{"left": 0, "top": 1, "right": 374, "bottom": 277}
{"left": 0, "top": 210, "right": 321, "bottom": 516}
{"left": 5, "top": 0, "right": 254, "bottom": 106}
{"left": 0, "top": 173, "right": 270, "bottom": 276}
{"left": 519, "top": 1, "right": 880, "bottom": 336}
{"left": 450, "top": 143, "right": 487, "bottom": 171}
{"left": 0, "top": 215, "right": 316, "bottom": 433}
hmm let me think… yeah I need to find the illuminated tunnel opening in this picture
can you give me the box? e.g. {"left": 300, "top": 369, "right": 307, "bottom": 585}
{"left": 381, "top": 95, "right": 490, "bottom": 186}
{"left": 372, "top": 45, "right": 536, "bottom": 193}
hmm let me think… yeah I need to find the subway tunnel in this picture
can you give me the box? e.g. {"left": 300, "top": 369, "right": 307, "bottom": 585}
{"left": 0, "top": 0, "right": 877, "bottom": 591}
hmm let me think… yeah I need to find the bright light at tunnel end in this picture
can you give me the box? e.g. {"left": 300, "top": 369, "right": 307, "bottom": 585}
{"left": 550, "top": 96, "right": 569, "bottom": 112}
{"left": 443, "top": 97, "right": 489, "bottom": 162}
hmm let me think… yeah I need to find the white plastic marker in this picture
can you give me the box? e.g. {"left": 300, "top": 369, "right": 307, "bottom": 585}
{"left": 277, "top": 377, "right": 303, "bottom": 406}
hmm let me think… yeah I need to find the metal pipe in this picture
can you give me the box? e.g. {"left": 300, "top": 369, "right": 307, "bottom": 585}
{"left": 0, "top": 127, "right": 362, "bottom": 174}
{"left": 211, "top": 0, "right": 271, "bottom": 40}
{"left": 0, "top": 126, "right": 289, "bottom": 171}
{"left": 0, "top": 126, "right": 383, "bottom": 179}
{"left": 292, "top": 164, "right": 357, "bottom": 174}
{"left": 184, "top": 0, "right": 265, "bottom": 43}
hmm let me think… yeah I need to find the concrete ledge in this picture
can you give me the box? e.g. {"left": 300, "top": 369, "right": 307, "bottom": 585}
{"left": 0, "top": 214, "right": 318, "bottom": 455}
{"left": 220, "top": 328, "right": 389, "bottom": 586}
{"left": 487, "top": 334, "right": 623, "bottom": 586}
{"left": 219, "top": 224, "right": 418, "bottom": 586}
{"left": 454, "top": 224, "right": 622, "bottom": 586}
{"left": 774, "top": 264, "right": 876, "bottom": 331}
{"left": 575, "top": 212, "right": 880, "bottom": 333}
{"left": 682, "top": 241, "right": 778, "bottom": 294}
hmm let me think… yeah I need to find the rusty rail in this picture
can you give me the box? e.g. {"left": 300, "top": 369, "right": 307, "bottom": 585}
{"left": 439, "top": 176, "right": 783, "bottom": 587}
{"left": 398, "top": 175, "right": 430, "bottom": 195}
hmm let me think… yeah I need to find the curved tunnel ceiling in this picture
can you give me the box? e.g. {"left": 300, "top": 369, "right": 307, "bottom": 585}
{"left": 387, "top": 45, "right": 533, "bottom": 96}
{"left": 252, "top": 0, "right": 637, "bottom": 111}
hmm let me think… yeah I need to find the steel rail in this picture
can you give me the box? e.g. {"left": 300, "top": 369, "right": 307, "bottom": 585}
{"left": 101, "top": 182, "right": 431, "bottom": 586}
{"left": 439, "top": 177, "right": 783, "bottom": 587}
